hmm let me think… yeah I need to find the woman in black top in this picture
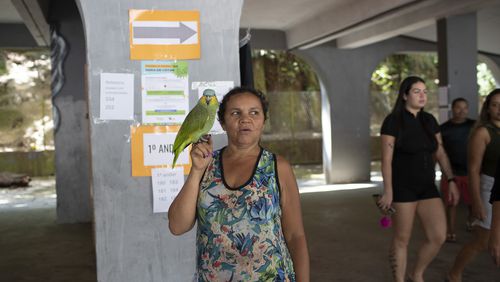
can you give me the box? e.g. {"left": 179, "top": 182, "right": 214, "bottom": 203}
{"left": 378, "top": 76, "right": 459, "bottom": 282}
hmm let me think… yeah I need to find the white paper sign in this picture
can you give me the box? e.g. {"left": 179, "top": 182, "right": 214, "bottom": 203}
{"left": 151, "top": 167, "right": 184, "bottom": 213}
{"left": 143, "top": 132, "right": 189, "bottom": 166}
{"left": 100, "top": 73, "right": 134, "bottom": 120}
{"left": 193, "top": 81, "right": 234, "bottom": 134}
{"left": 141, "top": 61, "right": 189, "bottom": 125}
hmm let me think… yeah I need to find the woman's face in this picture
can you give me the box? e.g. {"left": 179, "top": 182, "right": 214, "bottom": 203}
{"left": 221, "top": 92, "right": 265, "bottom": 146}
{"left": 488, "top": 93, "right": 500, "bottom": 122}
{"left": 404, "top": 81, "right": 427, "bottom": 111}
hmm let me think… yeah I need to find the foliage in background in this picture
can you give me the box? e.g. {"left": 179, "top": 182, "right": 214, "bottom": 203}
{"left": 477, "top": 62, "right": 498, "bottom": 107}
{"left": 252, "top": 49, "right": 321, "bottom": 135}
{"left": 252, "top": 50, "right": 322, "bottom": 163}
{"left": 370, "top": 53, "right": 439, "bottom": 136}
{"left": 0, "top": 49, "right": 52, "bottom": 152}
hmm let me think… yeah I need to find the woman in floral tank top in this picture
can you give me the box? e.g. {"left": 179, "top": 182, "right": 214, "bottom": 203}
{"left": 168, "top": 87, "right": 310, "bottom": 281}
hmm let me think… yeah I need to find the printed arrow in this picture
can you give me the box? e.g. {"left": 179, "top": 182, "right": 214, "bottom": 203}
{"left": 133, "top": 22, "right": 197, "bottom": 43}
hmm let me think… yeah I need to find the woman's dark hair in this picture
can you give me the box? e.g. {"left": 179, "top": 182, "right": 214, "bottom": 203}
{"left": 217, "top": 86, "right": 269, "bottom": 124}
{"left": 391, "top": 76, "right": 437, "bottom": 149}
{"left": 477, "top": 88, "right": 500, "bottom": 127}
{"left": 391, "top": 76, "right": 426, "bottom": 116}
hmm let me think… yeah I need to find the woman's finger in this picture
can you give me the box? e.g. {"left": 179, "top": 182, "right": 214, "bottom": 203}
{"left": 197, "top": 144, "right": 212, "bottom": 158}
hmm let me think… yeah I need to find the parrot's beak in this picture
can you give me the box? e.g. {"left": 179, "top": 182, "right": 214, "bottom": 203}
{"left": 205, "top": 97, "right": 212, "bottom": 105}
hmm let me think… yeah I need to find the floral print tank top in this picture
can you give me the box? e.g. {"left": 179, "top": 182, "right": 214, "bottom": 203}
{"left": 196, "top": 147, "right": 296, "bottom": 281}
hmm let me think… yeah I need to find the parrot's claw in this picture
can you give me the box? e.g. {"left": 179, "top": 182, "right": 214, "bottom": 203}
{"left": 197, "top": 134, "right": 211, "bottom": 143}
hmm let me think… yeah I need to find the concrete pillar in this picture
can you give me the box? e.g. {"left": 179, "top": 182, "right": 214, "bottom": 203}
{"left": 49, "top": 0, "right": 92, "bottom": 223}
{"left": 75, "top": 0, "right": 243, "bottom": 281}
{"left": 437, "top": 12, "right": 478, "bottom": 119}
{"left": 296, "top": 37, "right": 435, "bottom": 183}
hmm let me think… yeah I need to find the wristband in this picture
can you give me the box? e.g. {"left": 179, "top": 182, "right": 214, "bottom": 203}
{"left": 447, "top": 177, "right": 456, "bottom": 183}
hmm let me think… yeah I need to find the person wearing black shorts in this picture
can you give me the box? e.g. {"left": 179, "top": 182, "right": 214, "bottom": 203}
{"left": 378, "top": 76, "right": 459, "bottom": 282}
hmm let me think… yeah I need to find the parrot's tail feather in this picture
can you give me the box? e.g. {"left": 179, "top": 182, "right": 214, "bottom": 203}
{"left": 172, "top": 141, "right": 192, "bottom": 168}
{"left": 172, "top": 152, "right": 179, "bottom": 168}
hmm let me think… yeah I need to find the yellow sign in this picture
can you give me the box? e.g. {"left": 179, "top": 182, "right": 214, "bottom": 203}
{"left": 129, "top": 10, "right": 200, "bottom": 60}
{"left": 130, "top": 125, "right": 191, "bottom": 176}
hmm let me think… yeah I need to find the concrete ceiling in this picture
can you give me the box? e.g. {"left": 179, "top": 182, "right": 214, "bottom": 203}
{"left": 241, "top": 0, "right": 500, "bottom": 55}
{"left": 0, "top": 0, "right": 499, "bottom": 55}
{"left": 0, "top": 1, "right": 22, "bottom": 23}
{"left": 240, "top": 0, "right": 353, "bottom": 30}
{"left": 0, "top": 0, "right": 50, "bottom": 46}
{"left": 406, "top": 2, "right": 500, "bottom": 54}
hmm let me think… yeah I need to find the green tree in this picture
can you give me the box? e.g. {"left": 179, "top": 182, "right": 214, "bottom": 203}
{"left": 370, "top": 53, "right": 439, "bottom": 136}
{"left": 252, "top": 49, "right": 322, "bottom": 163}
{"left": 477, "top": 62, "right": 498, "bottom": 108}
{"left": 0, "top": 49, "right": 52, "bottom": 151}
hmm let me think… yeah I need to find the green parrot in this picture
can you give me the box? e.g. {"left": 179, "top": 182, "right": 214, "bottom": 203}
{"left": 172, "top": 89, "right": 219, "bottom": 167}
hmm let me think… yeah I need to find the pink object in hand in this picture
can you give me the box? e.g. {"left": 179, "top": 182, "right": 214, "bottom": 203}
{"left": 380, "top": 216, "right": 392, "bottom": 228}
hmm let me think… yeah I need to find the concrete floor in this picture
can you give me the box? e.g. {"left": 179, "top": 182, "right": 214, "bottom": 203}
{"left": 1, "top": 173, "right": 499, "bottom": 281}
{"left": 0, "top": 178, "right": 96, "bottom": 282}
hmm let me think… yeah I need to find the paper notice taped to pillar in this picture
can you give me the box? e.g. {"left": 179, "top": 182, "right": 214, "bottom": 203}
{"left": 151, "top": 167, "right": 184, "bottom": 213}
{"left": 99, "top": 73, "right": 134, "bottom": 120}
{"left": 130, "top": 125, "right": 191, "bottom": 176}
{"left": 129, "top": 10, "right": 200, "bottom": 60}
{"left": 141, "top": 61, "right": 189, "bottom": 125}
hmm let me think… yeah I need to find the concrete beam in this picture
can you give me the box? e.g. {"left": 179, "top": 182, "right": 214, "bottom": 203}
{"left": 286, "top": 0, "right": 418, "bottom": 49}
{"left": 336, "top": 19, "right": 434, "bottom": 49}
{"left": 239, "top": 29, "right": 287, "bottom": 50}
{"left": 289, "top": 0, "right": 498, "bottom": 50}
{"left": 11, "top": 0, "right": 50, "bottom": 46}
{"left": 336, "top": 0, "right": 498, "bottom": 49}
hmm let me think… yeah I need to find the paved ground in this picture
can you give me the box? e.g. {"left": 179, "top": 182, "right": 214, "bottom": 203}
{"left": 0, "top": 170, "right": 499, "bottom": 281}
{"left": 0, "top": 178, "right": 96, "bottom": 282}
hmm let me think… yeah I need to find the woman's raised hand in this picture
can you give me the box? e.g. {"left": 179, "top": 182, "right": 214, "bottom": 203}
{"left": 190, "top": 135, "right": 213, "bottom": 172}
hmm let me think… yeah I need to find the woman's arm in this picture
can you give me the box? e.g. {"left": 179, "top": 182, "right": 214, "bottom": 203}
{"left": 434, "top": 133, "right": 459, "bottom": 206}
{"left": 168, "top": 138, "right": 213, "bottom": 235}
{"left": 277, "top": 155, "right": 310, "bottom": 282}
{"left": 468, "top": 127, "right": 489, "bottom": 220}
{"left": 379, "top": 134, "right": 395, "bottom": 210}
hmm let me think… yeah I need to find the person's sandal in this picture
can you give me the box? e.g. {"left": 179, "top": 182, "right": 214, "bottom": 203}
{"left": 446, "top": 233, "right": 457, "bottom": 243}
